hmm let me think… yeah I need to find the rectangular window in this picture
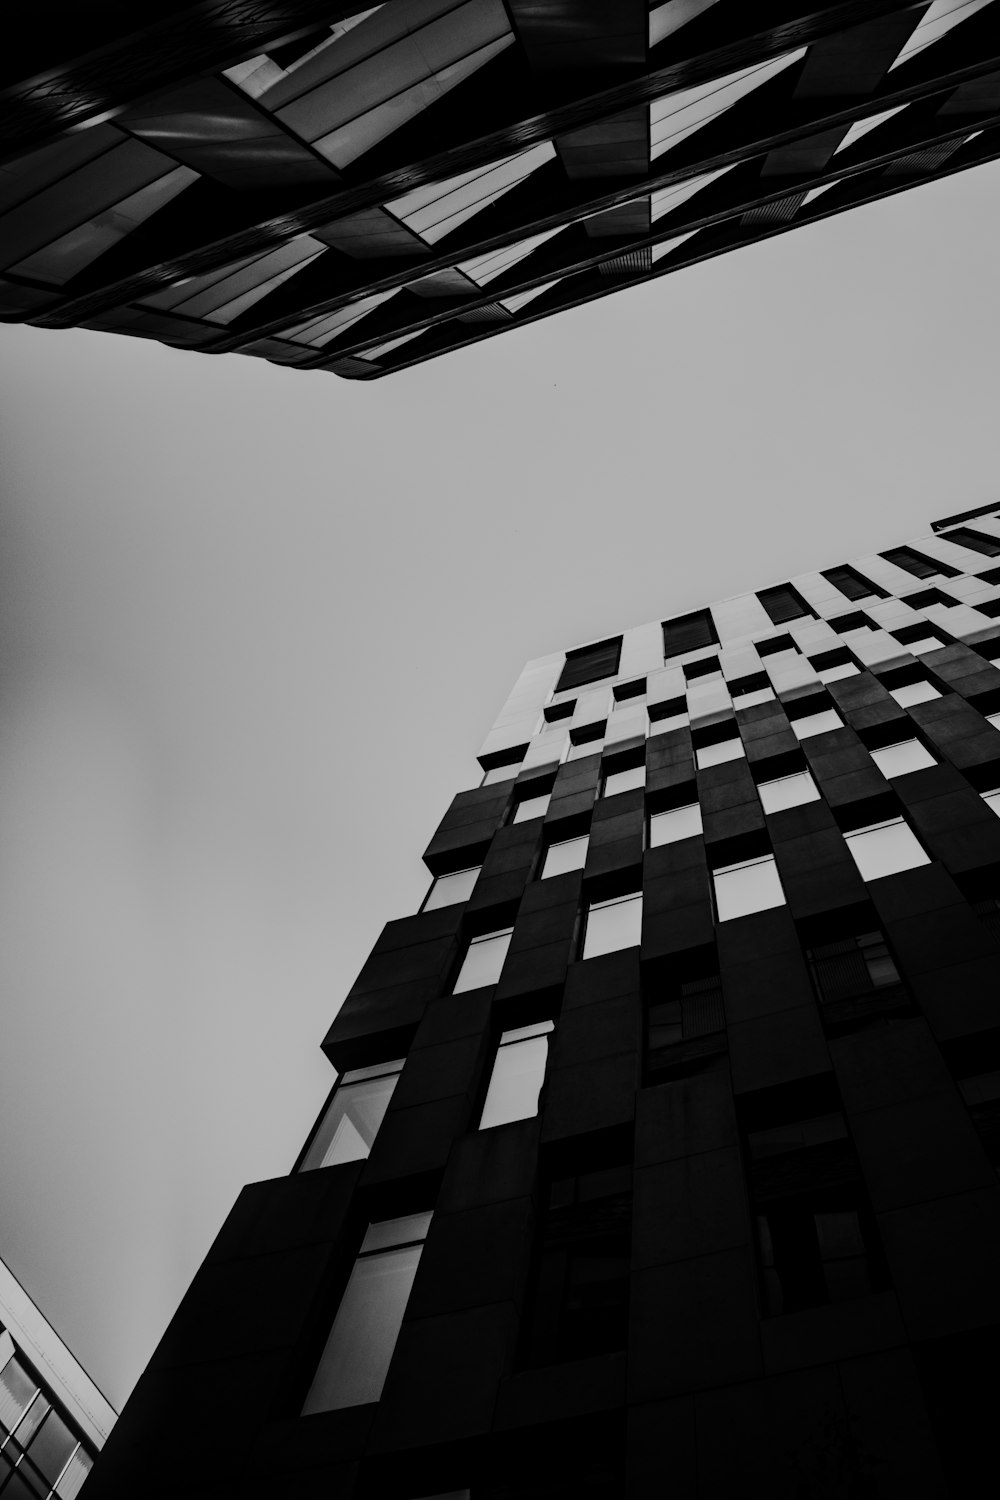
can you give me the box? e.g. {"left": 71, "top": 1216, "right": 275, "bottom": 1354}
{"left": 649, "top": 802, "right": 702, "bottom": 846}
{"left": 747, "top": 1108, "right": 887, "bottom": 1317}
{"left": 662, "top": 609, "right": 717, "bottom": 659}
{"left": 544, "top": 699, "right": 576, "bottom": 723}
{"left": 980, "top": 789, "right": 1000, "bottom": 818}
{"left": 894, "top": 632, "right": 944, "bottom": 657}
{"left": 890, "top": 679, "right": 940, "bottom": 707}
{"left": 733, "top": 684, "right": 775, "bottom": 707}
{"left": 821, "top": 564, "right": 885, "bottom": 601}
{"left": 603, "top": 763, "right": 645, "bottom": 798}
{"left": 556, "top": 637, "right": 622, "bottom": 693}
{"left": 302, "top": 1212, "right": 432, "bottom": 1413}
{"left": 648, "top": 697, "right": 689, "bottom": 730}
{"left": 582, "top": 892, "right": 642, "bottom": 958}
{"left": 453, "top": 927, "right": 514, "bottom": 993}
{"left": 696, "top": 735, "right": 744, "bottom": 769}
{"left": 989, "top": 712, "right": 1000, "bottom": 731}
{"left": 758, "top": 583, "right": 813, "bottom": 625}
{"left": 844, "top": 817, "right": 929, "bottom": 880}
{"left": 542, "top": 835, "right": 589, "bottom": 878}
{"left": 423, "top": 865, "right": 481, "bottom": 910}
{"left": 942, "top": 526, "right": 1000, "bottom": 557}
{"left": 483, "top": 763, "right": 520, "bottom": 785}
{"left": 870, "top": 739, "right": 936, "bottom": 778}
{"left": 300, "top": 1059, "right": 404, "bottom": 1171}
{"left": 521, "top": 1163, "right": 632, "bottom": 1366}
{"left": 479, "top": 1021, "right": 554, "bottom": 1129}
{"left": 791, "top": 708, "right": 843, "bottom": 740}
{"left": 819, "top": 661, "right": 859, "bottom": 684}
{"left": 758, "top": 770, "right": 820, "bottom": 813}
{"left": 882, "top": 545, "right": 957, "bottom": 579}
{"left": 713, "top": 854, "right": 785, "bottom": 921}
{"left": 613, "top": 678, "right": 646, "bottom": 702}
{"left": 514, "top": 791, "right": 551, "bottom": 823}
{"left": 806, "top": 930, "right": 902, "bottom": 1003}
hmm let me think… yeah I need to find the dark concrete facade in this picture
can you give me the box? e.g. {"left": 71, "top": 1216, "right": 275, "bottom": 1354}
{"left": 85, "top": 514, "right": 1000, "bottom": 1498}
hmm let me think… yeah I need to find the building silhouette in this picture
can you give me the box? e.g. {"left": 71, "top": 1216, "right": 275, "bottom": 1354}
{"left": 2, "top": 1, "right": 1000, "bottom": 378}
{"left": 0, "top": 1254, "right": 116, "bottom": 1497}
{"left": 86, "top": 501, "right": 1000, "bottom": 1498}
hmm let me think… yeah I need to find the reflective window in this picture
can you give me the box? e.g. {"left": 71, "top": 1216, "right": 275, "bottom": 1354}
{"left": 903, "top": 635, "right": 942, "bottom": 656}
{"left": 453, "top": 927, "right": 514, "bottom": 992}
{"left": 302, "top": 1213, "right": 432, "bottom": 1413}
{"left": 300, "top": 1059, "right": 404, "bottom": 1171}
{"left": 696, "top": 736, "right": 743, "bottom": 769}
{"left": 988, "top": 712, "right": 1000, "bottom": 731}
{"left": 603, "top": 764, "right": 645, "bottom": 798}
{"left": 650, "top": 710, "right": 689, "bottom": 732}
{"left": 734, "top": 686, "right": 775, "bottom": 707}
{"left": 568, "top": 735, "right": 604, "bottom": 760}
{"left": 870, "top": 739, "right": 936, "bottom": 778}
{"left": 758, "top": 770, "right": 820, "bottom": 813}
{"left": 807, "top": 930, "right": 901, "bottom": 1002}
{"left": 890, "top": 679, "right": 940, "bottom": 707}
{"left": 844, "top": 818, "right": 929, "bottom": 880}
{"left": 514, "top": 791, "right": 551, "bottom": 823}
{"left": 582, "top": 892, "right": 642, "bottom": 959}
{"left": 0, "top": 1355, "right": 37, "bottom": 1433}
{"left": 649, "top": 803, "right": 702, "bottom": 846}
{"left": 981, "top": 790, "right": 1000, "bottom": 819}
{"left": 792, "top": 709, "right": 843, "bottom": 739}
{"left": 819, "top": 662, "right": 859, "bottom": 683}
{"left": 424, "top": 865, "right": 480, "bottom": 910}
{"left": 483, "top": 763, "right": 520, "bottom": 784}
{"left": 714, "top": 854, "right": 785, "bottom": 921}
{"left": 479, "top": 1021, "right": 554, "bottom": 1129}
{"left": 542, "top": 836, "right": 588, "bottom": 878}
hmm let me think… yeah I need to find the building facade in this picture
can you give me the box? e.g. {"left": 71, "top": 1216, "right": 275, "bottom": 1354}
{"left": 0, "top": 1255, "right": 116, "bottom": 1498}
{"left": 85, "top": 500, "right": 1000, "bottom": 1497}
{"left": 2, "top": 1, "right": 1000, "bottom": 378}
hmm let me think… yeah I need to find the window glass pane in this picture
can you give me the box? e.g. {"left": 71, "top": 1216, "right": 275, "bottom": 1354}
{"left": 696, "top": 737, "right": 743, "bottom": 768}
{"left": 819, "top": 663, "right": 858, "bottom": 683}
{"left": 604, "top": 765, "right": 645, "bottom": 797}
{"left": 845, "top": 818, "right": 929, "bottom": 880}
{"left": 483, "top": 763, "right": 519, "bottom": 784}
{"left": 453, "top": 928, "right": 513, "bottom": 992}
{"left": 0, "top": 1358, "right": 36, "bottom": 1433}
{"left": 714, "top": 854, "right": 785, "bottom": 921}
{"left": 870, "top": 740, "right": 936, "bottom": 778}
{"left": 568, "top": 737, "right": 603, "bottom": 759}
{"left": 424, "top": 866, "right": 480, "bottom": 909}
{"left": 361, "top": 1212, "right": 433, "bottom": 1253}
{"left": 904, "top": 636, "right": 942, "bottom": 656}
{"left": 301, "top": 1065, "right": 402, "bottom": 1170}
{"left": 479, "top": 1027, "right": 553, "bottom": 1129}
{"left": 55, "top": 1447, "right": 92, "bottom": 1499}
{"left": 24, "top": 1410, "right": 76, "bottom": 1486}
{"left": 733, "top": 686, "right": 775, "bottom": 706}
{"left": 514, "top": 792, "right": 551, "bottom": 822}
{"left": 758, "top": 771, "right": 820, "bottom": 813}
{"left": 542, "top": 836, "right": 588, "bottom": 878}
{"left": 792, "top": 709, "right": 842, "bottom": 739}
{"left": 583, "top": 893, "right": 642, "bottom": 959}
{"left": 981, "top": 790, "right": 1000, "bottom": 818}
{"left": 650, "top": 712, "right": 689, "bottom": 732}
{"left": 890, "top": 680, "right": 939, "bottom": 707}
{"left": 649, "top": 803, "right": 702, "bottom": 846}
{"left": 988, "top": 712, "right": 1000, "bottom": 731}
{"left": 302, "top": 1241, "right": 423, "bottom": 1412}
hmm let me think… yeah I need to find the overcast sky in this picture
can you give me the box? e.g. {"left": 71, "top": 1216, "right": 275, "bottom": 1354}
{"left": 1, "top": 158, "right": 999, "bottom": 1411}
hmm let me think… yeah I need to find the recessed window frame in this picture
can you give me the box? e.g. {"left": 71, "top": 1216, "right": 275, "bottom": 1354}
{"left": 582, "top": 890, "right": 642, "bottom": 959}
{"left": 478, "top": 1020, "right": 554, "bottom": 1130}
{"left": 452, "top": 925, "right": 515, "bottom": 993}
{"left": 299, "top": 1058, "right": 405, "bottom": 1171}
{"left": 422, "top": 864, "right": 482, "bottom": 911}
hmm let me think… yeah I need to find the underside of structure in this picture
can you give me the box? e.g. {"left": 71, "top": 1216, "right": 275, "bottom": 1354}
{"left": 2, "top": 1, "right": 1000, "bottom": 378}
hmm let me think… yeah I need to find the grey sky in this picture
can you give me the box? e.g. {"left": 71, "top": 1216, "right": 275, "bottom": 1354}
{"left": 1, "top": 158, "right": 998, "bottom": 1410}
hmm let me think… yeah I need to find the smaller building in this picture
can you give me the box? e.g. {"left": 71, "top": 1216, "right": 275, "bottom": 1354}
{"left": 0, "top": 1255, "right": 116, "bottom": 1498}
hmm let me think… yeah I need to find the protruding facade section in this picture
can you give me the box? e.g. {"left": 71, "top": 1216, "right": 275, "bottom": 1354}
{"left": 3, "top": 2, "right": 1000, "bottom": 376}
{"left": 89, "top": 506, "right": 1000, "bottom": 1497}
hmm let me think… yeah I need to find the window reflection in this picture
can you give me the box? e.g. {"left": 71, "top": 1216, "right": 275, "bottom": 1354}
{"left": 844, "top": 817, "right": 929, "bottom": 880}
{"left": 453, "top": 927, "right": 514, "bottom": 992}
{"left": 423, "top": 865, "right": 481, "bottom": 910}
{"left": 890, "top": 680, "right": 939, "bottom": 707}
{"left": 514, "top": 792, "right": 551, "bottom": 823}
{"left": 542, "top": 836, "right": 588, "bottom": 878}
{"left": 649, "top": 803, "right": 702, "bottom": 846}
{"left": 758, "top": 771, "right": 820, "bottom": 813}
{"left": 582, "top": 893, "right": 642, "bottom": 958}
{"left": 479, "top": 1021, "right": 554, "bottom": 1129}
{"left": 696, "top": 736, "right": 743, "bottom": 769}
{"left": 303, "top": 1213, "right": 432, "bottom": 1413}
{"left": 300, "top": 1059, "right": 404, "bottom": 1170}
{"left": 791, "top": 709, "right": 842, "bottom": 739}
{"left": 870, "top": 739, "right": 936, "bottom": 778}
{"left": 713, "top": 854, "right": 785, "bottom": 921}
{"left": 603, "top": 764, "right": 645, "bottom": 798}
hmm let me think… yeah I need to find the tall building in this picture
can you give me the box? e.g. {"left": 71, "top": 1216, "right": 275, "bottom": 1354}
{"left": 0, "top": 1254, "right": 116, "bottom": 1498}
{"left": 87, "top": 501, "right": 1000, "bottom": 1498}
{"left": 2, "top": 1, "right": 1000, "bottom": 378}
